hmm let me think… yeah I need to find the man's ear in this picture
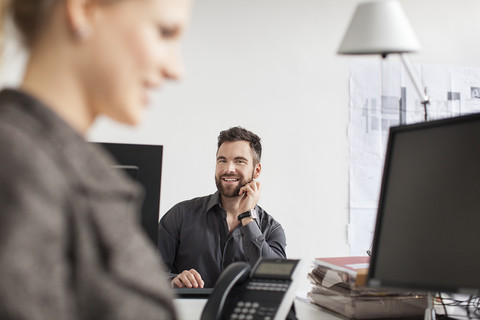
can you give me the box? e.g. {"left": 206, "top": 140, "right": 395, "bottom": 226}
{"left": 253, "top": 163, "right": 262, "bottom": 179}
{"left": 65, "top": 0, "right": 95, "bottom": 40}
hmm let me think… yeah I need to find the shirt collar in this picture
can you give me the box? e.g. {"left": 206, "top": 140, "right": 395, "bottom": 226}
{"left": 206, "top": 191, "right": 222, "bottom": 213}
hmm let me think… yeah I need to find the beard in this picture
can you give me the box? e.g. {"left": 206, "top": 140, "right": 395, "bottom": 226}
{"left": 215, "top": 172, "right": 254, "bottom": 198}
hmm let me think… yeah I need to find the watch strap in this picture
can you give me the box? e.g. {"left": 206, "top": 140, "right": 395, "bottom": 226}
{"left": 238, "top": 210, "right": 253, "bottom": 221}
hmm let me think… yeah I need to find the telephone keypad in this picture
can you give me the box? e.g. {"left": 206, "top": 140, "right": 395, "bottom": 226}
{"left": 229, "top": 279, "right": 292, "bottom": 320}
{"left": 230, "top": 300, "right": 277, "bottom": 320}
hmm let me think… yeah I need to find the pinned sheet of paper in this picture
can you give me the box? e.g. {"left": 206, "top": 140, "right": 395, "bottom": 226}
{"left": 348, "top": 59, "right": 480, "bottom": 256}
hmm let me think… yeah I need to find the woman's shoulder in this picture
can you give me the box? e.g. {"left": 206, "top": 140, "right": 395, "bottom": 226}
{"left": 0, "top": 120, "right": 70, "bottom": 197}
{"left": 0, "top": 90, "right": 79, "bottom": 194}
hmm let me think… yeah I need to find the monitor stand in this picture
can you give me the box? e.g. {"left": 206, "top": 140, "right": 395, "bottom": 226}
{"left": 424, "top": 292, "right": 436, "bottom": 320}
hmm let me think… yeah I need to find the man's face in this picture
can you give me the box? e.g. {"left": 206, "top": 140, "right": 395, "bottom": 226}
{"left": 215, "top": 141, "right": 260, "bottom": 198}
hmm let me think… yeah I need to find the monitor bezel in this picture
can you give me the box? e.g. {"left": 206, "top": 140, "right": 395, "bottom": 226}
{"left": 367, "top": 113, "right": 480, "bottom": 295}
{"left": 95, "top": 142, "right": 163, "bottom": 246}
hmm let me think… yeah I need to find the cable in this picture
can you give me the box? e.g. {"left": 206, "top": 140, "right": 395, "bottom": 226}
{"left": 434, "top": 294, "right": 480, "bottom": 319}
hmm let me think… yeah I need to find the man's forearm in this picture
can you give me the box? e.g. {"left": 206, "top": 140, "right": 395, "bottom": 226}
{"left": 241, "top": 222, "right": 287, "bottom": 264}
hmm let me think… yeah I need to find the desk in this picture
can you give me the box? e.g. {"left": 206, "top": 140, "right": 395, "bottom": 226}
{"left": 174, "top": 295, "right": 477, "bottom": 320}
{"left": 174, "top": 297, "right": 343, "bottom": 320}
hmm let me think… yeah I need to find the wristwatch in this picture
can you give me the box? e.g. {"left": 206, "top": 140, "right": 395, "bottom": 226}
{"left": 238, "top": 208, "right": 257, "bottom": 221}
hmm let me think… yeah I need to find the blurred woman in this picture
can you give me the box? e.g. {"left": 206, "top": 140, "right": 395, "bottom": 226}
{"left": 0, "top": 0, "right": 191, "bottom": 319}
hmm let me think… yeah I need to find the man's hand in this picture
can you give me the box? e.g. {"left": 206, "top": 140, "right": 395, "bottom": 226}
{"left": 171, "top": 269, "right": 205, "bottom": 288}
{"left": 238, "top": 180, "right": 261, "bottom": 213}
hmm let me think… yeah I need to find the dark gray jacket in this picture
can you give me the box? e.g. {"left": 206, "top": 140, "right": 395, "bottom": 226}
{"left": 0, "top": 89, "right": 176, "bottom": 320}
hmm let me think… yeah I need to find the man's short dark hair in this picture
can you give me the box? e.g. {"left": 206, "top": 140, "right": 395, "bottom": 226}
{"left": 217, "top": 127, "right": 262, "bottom": 165}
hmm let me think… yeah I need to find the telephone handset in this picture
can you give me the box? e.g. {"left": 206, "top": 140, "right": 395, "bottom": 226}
{"left": 201, "top": 258, "right": 301, "bottom": 320}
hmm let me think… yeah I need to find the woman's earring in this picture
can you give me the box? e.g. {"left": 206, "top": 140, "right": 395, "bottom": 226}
{"left": 74, "top": 26, "right": 91, "bottom": 41}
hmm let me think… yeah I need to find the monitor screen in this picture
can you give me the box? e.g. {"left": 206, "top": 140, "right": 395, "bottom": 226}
{"left": 368, "top": 113, "right": 480, "bottom": 295}
{"left": 95, "top": 142, "right": 163, "bottom": 246}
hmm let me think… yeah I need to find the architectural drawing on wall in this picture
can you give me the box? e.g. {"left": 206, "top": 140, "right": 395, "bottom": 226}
{"left": 348, "top": 60, "right": 480, "bottom": 256}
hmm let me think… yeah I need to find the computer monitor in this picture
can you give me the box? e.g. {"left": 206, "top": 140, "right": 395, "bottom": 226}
{"left": 368, "top": 113, "right": 480, "bottom": 295}
{"left": 95, "top": 142, "right": 163, "bottom": 246}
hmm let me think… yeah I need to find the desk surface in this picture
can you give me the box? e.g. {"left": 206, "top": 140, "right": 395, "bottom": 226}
{"left": 173, "top": 297, "right": 343, "bottom": 320}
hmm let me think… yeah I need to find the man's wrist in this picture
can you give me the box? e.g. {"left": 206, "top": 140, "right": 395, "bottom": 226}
{"left": 240, "top": 217, "right": 256, "bottom": 226}
{"left": 238, "top": 208, "right": 257, "bottom": 221}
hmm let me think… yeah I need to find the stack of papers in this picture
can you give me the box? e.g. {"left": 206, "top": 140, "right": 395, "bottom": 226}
{"left": 307, "top": 256, "right": 428, "bottom": 319}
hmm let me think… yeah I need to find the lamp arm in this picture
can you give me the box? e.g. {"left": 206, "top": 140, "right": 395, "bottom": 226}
{"left": 400, "top": 53, "right": 429, "bottom": 103}
{"left": 400, "top": 53, "right": 430, "bottom": 121}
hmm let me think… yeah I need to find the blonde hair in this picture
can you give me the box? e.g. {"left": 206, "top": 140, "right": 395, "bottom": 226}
{"left": 0, "top": 0, "right": 10, "bottom": 56}
{"left": 0, "top": 0, "right": 58, "bottom": 52}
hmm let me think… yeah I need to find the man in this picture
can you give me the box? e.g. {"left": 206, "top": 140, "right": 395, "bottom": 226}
{"left": 157, "top": 127, "right": 286, "bottom": 288}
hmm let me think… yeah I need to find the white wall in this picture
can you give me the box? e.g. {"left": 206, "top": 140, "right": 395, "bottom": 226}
{"left": 90, "top": 0, "right": 355, "bottom": 262}
{"left": 2, "top": 0, "right": 480, "bottom": 290}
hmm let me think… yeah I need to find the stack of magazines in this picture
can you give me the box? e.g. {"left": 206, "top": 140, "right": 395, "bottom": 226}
{"left": 307, "top": 256, "right": 428, "bottom": 319}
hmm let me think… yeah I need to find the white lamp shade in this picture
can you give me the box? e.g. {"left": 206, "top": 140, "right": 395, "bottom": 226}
{"left": 337, "top": 0, "right": 421, "bottom": 55}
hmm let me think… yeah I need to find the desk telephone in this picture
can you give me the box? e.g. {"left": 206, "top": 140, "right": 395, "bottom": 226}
{"left": 201, "top": 258, "right": 301, "bottom": 320}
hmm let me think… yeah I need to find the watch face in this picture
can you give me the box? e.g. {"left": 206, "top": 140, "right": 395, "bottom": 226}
{"left": 251, "top": 209, "right": 257, "bottom": 219}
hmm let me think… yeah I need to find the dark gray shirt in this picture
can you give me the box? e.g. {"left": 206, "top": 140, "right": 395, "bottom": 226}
{"left": 157, "top": 191, "right": 287, "bottom": 287}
